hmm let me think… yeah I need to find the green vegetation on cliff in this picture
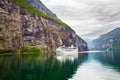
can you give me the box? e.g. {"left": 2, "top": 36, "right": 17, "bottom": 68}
{"left": 22, "top": 47, "right": 42, "bottom": 53}
{"left": 21, "top": 43, "right": 43, "bottom": 53}
{"left": 0, "top": 49, "right": 15, "bottom": 53}
{"left": 11, "top": 0, "right": 71, "bottom": 28}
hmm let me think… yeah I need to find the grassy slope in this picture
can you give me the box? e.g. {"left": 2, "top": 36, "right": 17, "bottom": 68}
{"left": 11, "top": 0, "right": 72, "bottom": 29}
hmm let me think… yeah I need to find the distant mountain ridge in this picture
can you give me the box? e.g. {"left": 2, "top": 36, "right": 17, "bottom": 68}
{"left": 93, "top": 27, "right": 120, "bottom": 50}
{"left": 27, "top": 0, "right": 57, "bottom": 18}
{"left": 99, "top": 27, "right": 120, "bottom": 39}
{"left": 82, "top": 37, "right": 93, "bottom": 50}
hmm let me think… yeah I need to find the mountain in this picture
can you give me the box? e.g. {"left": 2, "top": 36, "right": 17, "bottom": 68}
{"left": 27, "top": 0, "right": 57, "bottom": 18}
{"left": 82, "top": 37, "right": 93, "bottom": 50}
{"left": 93, "top": 27, "right": 120, "bottom": 50}
{"left": 0, "top": 0, "right": 87, "bottom": 53}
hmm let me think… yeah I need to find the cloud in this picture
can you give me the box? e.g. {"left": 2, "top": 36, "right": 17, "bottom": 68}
{"left": 42, "top": 0, "right": 120, "bottom": 39}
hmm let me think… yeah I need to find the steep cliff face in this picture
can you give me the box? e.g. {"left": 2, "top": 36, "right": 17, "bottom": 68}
{"left": 0, "top": 0, "right": 87, "bottom": 53}
{"left": 93, "top": 27, "right": 120, "bottom": 50}
{"left": 0, "top": 0, "right": 23, "bottom": 53}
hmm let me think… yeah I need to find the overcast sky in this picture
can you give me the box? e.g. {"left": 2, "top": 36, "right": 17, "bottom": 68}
{"left": 42, "top": 0, "right": 120, "bottom": 39}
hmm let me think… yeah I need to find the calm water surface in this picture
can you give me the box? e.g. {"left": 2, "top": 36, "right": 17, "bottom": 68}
{"left": 0, "top": 51, "right": 120, "bottom": 80}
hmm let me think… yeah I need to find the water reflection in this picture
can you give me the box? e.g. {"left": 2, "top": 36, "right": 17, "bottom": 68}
{"left": 0, "top": 53, "right": 87, "bottom": 80}
{"left": 70, "top": 50, "right": 120, "bottom": 80}
{"left": 0, "top": 51, "right": 120, "bottom": 80}
{"left": 56, "top": 54, "right": 78, "bottom": 62}
{"left": 89, "top": 51, "right": 120, "bottom": 71}
{"left": 69, "top": 60, "right": 120, "bottom": 80}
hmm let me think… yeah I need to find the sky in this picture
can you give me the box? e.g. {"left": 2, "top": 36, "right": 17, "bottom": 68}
{"left": 42, "top": 0, "right": 120, "bottom": 39}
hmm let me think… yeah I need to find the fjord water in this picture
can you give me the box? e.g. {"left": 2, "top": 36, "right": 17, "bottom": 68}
{"left": 69, "top": 51, "right": 120, "bottom": 80}
{"left": 0, "top": 51, "right": 120, "bottom": 80}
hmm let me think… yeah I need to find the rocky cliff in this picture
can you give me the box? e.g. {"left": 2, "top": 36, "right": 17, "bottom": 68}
{"left": 0, "top": 0, "right": 87, "bottom": 53}
{"left": 93, "top": 27, "right": 120, "bottom": 50}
